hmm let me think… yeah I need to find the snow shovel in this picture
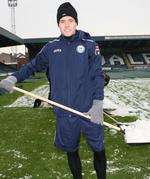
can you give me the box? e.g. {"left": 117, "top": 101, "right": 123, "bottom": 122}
{"left": 13, "top": 86, "right": 121, "bottom": 131}
{"left": 119, "top": 120, "right": 150, "bottom": 144}
{"left": 104, "top": 110, "right": 150, "bottom": 144}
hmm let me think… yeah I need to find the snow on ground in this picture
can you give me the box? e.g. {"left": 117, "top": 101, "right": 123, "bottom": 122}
{"left": 7, "top": 85, "right": 49, "bottom": 108}
{"left": 104, "top": 78, "right": 150, "bottom": 120}
{"left": 0, "top": 72, "right": 13, "bottom": 77}
{"left": 104, "top": 78, "right": 150, "bottom": 144}
{"left": 7, "top": 78, "right": 150, "bottom": 121}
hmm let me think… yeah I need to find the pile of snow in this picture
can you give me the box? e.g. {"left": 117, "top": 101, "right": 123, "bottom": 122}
{"left": 104, "top": 78, "right": 150, "bottom": 120}
{"left": 103, "top": 97, "right": 135, "bottom": 116}
{"left": 7, "top": 85, "right": 133, "bottom": 117}
{"left": 6, "top": 78, "right": 150, "bottom": 120}
{"left": 7, "top": 85, "right": 49, "bottom": 107}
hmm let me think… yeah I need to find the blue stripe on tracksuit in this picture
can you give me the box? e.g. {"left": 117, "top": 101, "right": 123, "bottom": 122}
{"left": 13, "top": 30, "right": 105, "bottom": 152}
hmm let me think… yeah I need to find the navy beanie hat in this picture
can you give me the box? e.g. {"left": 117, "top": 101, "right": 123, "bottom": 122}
{"left": 57, "top": 2, "right": 78, "bottom": 24}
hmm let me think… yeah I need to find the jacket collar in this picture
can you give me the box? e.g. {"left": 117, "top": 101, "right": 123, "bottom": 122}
{"left": 59, "top": 30, "right": 92, "bottom": 42}
{"left": 59, "top": 30, "right": 79, "bottom": 42}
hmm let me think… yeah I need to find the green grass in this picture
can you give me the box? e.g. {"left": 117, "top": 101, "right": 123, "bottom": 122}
{"left": 0, "top": 108, "right": 150, "bottom": 179}
{"left": 0, "top": 76, "right": 150, "bottom": 179}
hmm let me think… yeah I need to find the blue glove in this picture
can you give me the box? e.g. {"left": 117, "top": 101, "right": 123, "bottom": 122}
{"left": 85, "top": 100, "right": 103, "bottom": 125}
{"left": 0, "top": 76, "right": 17, "bottom": 95}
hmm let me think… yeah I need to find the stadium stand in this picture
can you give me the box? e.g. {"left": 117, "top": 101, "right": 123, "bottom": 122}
{"left": 0, "top": 27, "right": 23, "bottom": 47}
{"left": 0, "top": 27, "right": 150, "bottom": 72}
{"left": 0, "top": 62, "right": 16, "bottom": 74}
{"left": 102, "top": 54, "right": 128, "bottom": 70}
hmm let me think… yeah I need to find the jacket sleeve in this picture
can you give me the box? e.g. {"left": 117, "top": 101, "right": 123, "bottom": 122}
{"left": 89, "top": 42, "right": 104, "bottom": 100}
{"left": 12, "top": 44, "right": 50, "bottom": 82}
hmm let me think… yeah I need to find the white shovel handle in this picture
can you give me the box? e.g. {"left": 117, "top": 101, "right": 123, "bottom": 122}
{"left": 13, "top": 86, "right": 121, "bottom": 131}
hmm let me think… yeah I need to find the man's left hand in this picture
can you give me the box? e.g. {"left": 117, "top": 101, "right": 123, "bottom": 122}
{"left": 85, "top": 100, "right": 103, "bottom": 125}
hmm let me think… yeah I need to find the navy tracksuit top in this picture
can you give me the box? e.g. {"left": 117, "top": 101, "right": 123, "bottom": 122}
{"left": 13, "top": 30, "right": 104, "bottom": 116}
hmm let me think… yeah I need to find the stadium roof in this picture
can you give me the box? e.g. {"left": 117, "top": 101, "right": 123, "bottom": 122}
{"left": 24, "top": 35, "right": 150, "bottom": 50}
{"left": 94, "top": 35, "right": 150, "bottom": 49}
{"left": 0, "top": 27, "right": 23, "bottom": 47}
{"left": 1, "top": 27, "right": 150, "bottom": 50}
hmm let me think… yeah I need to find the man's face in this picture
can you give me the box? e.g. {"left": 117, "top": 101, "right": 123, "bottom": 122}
{"left": 58, "top": 16, "right": 77, "bottom": 37}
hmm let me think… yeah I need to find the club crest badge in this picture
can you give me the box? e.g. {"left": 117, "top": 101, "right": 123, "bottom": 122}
{"left": 53, "top": 48, "right": 62, "bottom": 53}
{"left": 76, "top": 45, "right": 85, "bottom": 54}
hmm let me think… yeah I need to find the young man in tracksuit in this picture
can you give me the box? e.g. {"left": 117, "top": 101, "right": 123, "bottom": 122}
{"left": 0, "top": 2, "right": 106, "bottom": 178}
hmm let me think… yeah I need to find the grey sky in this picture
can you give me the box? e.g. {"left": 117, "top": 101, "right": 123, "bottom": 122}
{"left": 0, "top": 0, "right": 150, "bottom": 39}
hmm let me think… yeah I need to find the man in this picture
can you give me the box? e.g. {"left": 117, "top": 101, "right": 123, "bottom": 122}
{"left": 0, "top": 2, "right": 106, "bottom": 179}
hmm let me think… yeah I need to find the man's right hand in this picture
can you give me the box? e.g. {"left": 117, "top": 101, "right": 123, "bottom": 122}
{"left": 0, "top": 76, "right": 17, "bottom": 95}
